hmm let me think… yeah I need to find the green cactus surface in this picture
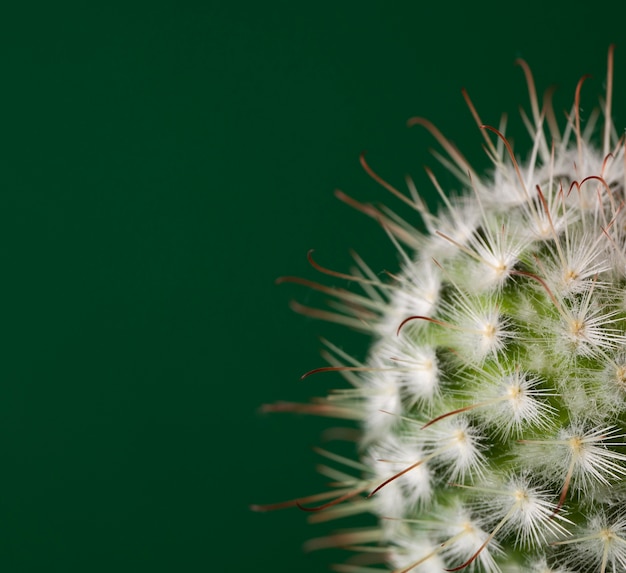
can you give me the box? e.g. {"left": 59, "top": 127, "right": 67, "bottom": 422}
{"left": 257, "top": 47, "right": 626, "bottom": 572}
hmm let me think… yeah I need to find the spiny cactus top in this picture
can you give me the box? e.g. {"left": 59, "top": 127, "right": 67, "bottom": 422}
{"left": 256, "top": 46, "right": 626, "bottom": 572}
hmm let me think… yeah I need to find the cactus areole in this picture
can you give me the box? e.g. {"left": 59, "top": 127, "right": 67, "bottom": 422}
{"left": 255, "top": 46, "right": 626, "bottom": 572}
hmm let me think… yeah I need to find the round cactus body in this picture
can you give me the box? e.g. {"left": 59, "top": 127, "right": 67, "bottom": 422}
{"left": 258, "top": 47, "right": 626, "bottom": 573}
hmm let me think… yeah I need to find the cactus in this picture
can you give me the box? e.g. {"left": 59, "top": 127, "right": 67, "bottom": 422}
{"left": 256, "top": 46, "right": 626, "bottom": 572}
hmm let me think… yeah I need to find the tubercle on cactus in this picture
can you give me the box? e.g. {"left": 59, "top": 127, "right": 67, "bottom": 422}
{"left": 255, "top": 45, "right": 626, "bottom": 572}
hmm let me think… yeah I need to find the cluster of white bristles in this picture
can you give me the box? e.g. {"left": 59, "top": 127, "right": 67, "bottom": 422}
{"left": 256, "top": 46, "right": 626, "bottom": 572}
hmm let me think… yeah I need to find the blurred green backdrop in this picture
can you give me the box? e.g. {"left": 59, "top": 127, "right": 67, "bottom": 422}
{"left": 0, "top": 1, "right": 624, "bottom": 571}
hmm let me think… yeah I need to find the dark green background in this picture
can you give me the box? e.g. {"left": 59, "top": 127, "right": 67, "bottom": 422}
{"left": 0, "top": 2, "right": 624, "bottom": 571}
